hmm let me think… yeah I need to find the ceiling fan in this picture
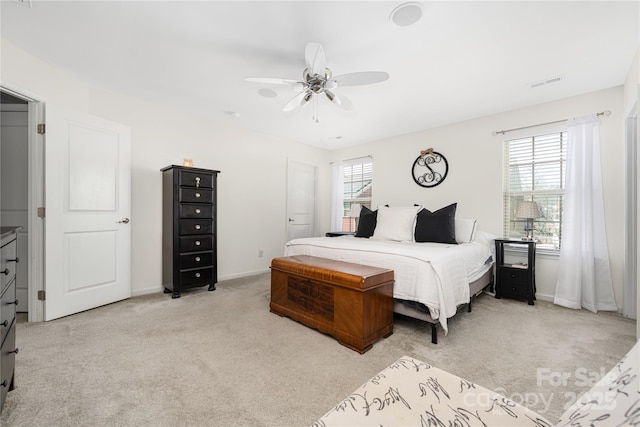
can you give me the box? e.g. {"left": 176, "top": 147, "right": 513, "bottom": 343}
{"left": 245, "top": 42, "right": 389, "bottom": 122}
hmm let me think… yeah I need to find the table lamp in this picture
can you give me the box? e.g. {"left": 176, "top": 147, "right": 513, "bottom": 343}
{"left": 349, "top": 203, "right": 362, "bottom": 232}
{"left": 516, "top": 201, "right": 542, "bottom": 240}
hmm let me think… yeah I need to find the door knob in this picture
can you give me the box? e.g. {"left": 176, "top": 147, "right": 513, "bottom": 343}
{"left": 288, "top": 218, "right": 295, "bottom": 222}
{"left": 118, "top": 218, "right": 130, "bottom": 224}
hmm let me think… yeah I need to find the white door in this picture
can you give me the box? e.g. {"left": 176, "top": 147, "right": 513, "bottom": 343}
{"left": 287, "top": 160, "right": 316, "bottom": 240}
{"left": 44, "top": 106, "right": 131, "bottom": 320}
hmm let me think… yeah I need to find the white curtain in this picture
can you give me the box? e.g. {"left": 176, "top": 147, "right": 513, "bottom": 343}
{"left": 554, "top": 115, "right": 617, "bottom": 312}
{"left": 330, "top": 162, "right": 344, "bottom": 231}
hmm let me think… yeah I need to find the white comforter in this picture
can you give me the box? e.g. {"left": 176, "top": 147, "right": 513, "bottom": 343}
{"left": 284, "top": 232, "right": 494, "bottom": 334}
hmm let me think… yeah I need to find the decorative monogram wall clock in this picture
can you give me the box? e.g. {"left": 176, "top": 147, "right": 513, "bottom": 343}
{"left": 412, "top": 148, "right": 449, "bottom": 188}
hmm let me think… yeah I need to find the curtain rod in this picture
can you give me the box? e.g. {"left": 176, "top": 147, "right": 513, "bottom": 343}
{"left": 492, "top": 110, "right": 611, "bottom": 136}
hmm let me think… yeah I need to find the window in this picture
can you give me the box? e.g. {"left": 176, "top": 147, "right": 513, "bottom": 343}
{"left": 503, "top": 131, "right": 567, "bottom": 249}
{"left": 341, "top": 158, "right": 373, "bottom": 232}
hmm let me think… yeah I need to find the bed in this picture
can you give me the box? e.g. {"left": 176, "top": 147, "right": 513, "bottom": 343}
{"left": 284, "top": 204, "right": 495, "bottom": 344}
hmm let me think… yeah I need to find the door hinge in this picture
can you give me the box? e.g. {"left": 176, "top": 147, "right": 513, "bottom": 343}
{"left": 37, "top": 207, "right": 45, "bottom": 218}
{"left": 37, "top": 123, "right": 45, "bottom": 134}
{"left": 37, "top": 290, "right": 46, "bottom": 301}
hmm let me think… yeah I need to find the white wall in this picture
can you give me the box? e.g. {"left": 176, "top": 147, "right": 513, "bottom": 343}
{"left": 329, "top": 87, "right": 626, "bottom": 308}
{"left": 0, "top": 36, "right": 632, "bottom": 311}
{"left": 1, "top": 39, "right": 331, "bottom": 296}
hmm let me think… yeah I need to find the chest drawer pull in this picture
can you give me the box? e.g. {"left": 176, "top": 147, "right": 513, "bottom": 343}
{"left": 195, "top": 273, "right": 201, "bottom": 278}
{"left": 7, "top": 258, "right": 18, "bottom": 263}
{"left": 195, "top": 224, "right": 201, "bottom": 230}
{"left": 195, "top": 192, "right": 201, "bottom": 198}
{"left": 195, "top": 257, "right": 201, "bottom": 262}
{"left": 10, "top": 299, "right": 18, "bottom": 305}
{"left": 1, "top": 269, "right": 8, "bottom": 275}
{"left": 0, "top": 321, "right": 7, "bottom": 328}
{"left": 9, "top": 348, "right": 18, "bottom": 355}
{"left": 195, "top": 240, "right": 201, "bottom": 246}
{"left": 195, "top": 177, "right": 201, "bottom": 188}
{"left": 195, "top": 209, "right": 201, "bottom": 214}
{"left": 0, "top": 381, "right": 6, "bottom": 388}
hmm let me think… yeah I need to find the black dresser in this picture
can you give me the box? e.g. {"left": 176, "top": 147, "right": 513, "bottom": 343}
{"left": 1, "top": 227, "right": 20, "bottom": 412}
{"left": 161, "top": 165, "right": 220, "bottom": 298}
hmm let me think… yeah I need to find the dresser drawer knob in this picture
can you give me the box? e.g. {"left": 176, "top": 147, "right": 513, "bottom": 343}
{"left": 8, "top": 257, "right": 19, "bottom": 263}
{"left": 9, "top": 348, "right": 18, "bottom": 355}
{"left": 195, "top": 240, "right": 201, "bottom": 246}
{"left": 0, "top": 320, "right": 7, "bottom": 328}
{"left": 195, "top": 209, "right": 201, "bottom": 214}
{"left": 195, "top": 273, "right": 201, "bottom": 278}
{"left": 1, "top": 269, "right": 8, "bottom": 276}
{"left": 195, "top": 177, "right": 201, "bottom": 188}
{"left": 195, "top": 224, "right": 201, "bottom": 230}
{"left": 0, "top": 380, "right": 6, "bottom": 388}
{"left": 195, "top": 257, "right": 201, "bottom": 262}
{"left": 195, "top": 192, "right": 201, "bottom": 198}
{"left": 10, "top": 299, "right": 18, "bottom": 306}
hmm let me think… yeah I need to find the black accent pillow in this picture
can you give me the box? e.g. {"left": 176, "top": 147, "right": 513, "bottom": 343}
{"left": 355, "top": 206, "right": 378, "bottom": 238}
{"left": 414, "top": 203, "right": 457, "bottom": 244}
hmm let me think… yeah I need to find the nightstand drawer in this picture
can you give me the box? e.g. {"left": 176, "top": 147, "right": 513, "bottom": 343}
{"left": 178, "top": 219, "right": 213, "bottom": 236}
{"left": 179, "top": 204, "right": 213, "bottom": 219}
{"left": 0, "top": 240, "right": 16, "bottom": 293}
{"left": 0, "top": 281, "right": 16, "bottom": 346}
{"left": 179, "top": 236, "right": 213, "bottom": 253}
{"left": 179, "top": 252, "right": 213, "bottom": 270}
{"left": 500, "top": 268, "right": 529, "bottom": 285}
{"left": 179, "top": 170, "right": 214, "bottom": 189}
{"left": 179, "top": 267, "right": 214, "bottom": 286}
{"left": 501, "top": 282, "right": 529, "bottom": 300}
{"left": 179, "top": 188, "right": 214, "bottom": 204}
{"left": 0, "top": 321, "right": 16, "bottom": 407}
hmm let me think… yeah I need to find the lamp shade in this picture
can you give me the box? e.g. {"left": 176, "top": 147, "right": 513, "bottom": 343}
{"left": 515, "top": 201, "right": 542, "bottom": 219}
{"left": 349, "top": 203, "right": 362, "bottom": 218}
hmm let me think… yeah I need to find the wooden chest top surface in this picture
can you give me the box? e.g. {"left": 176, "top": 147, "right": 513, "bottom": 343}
{"left": 271, "top": 255, "right": 393, "bottom": 290}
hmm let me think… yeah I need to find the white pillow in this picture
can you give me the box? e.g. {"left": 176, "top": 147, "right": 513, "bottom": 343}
{"left": 372, "top": 206, "right": 422, "bottom": 242}
{"left": 455, "top": 218, "right": 477, "bottom": 243}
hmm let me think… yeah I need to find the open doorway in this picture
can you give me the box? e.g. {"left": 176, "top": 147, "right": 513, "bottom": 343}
{"left": 0, "top": 87, "right": 45, "bottom": 322}
{"left": 1, "top": 92, "right": 29, "bottom": 314}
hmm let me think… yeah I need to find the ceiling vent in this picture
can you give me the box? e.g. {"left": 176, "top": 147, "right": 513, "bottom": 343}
{"left": 530, "top": 75, "right": 564, "bottom": 89}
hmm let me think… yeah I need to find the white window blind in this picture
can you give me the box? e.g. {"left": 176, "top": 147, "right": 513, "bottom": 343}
{"left": 503, "top": 131, "right": 567, "bottom": 249}
{"left": 342, "top": 157, "right": 373, "bottom": 232}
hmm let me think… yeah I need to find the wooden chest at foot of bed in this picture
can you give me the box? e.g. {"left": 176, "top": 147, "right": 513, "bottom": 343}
{"left": 270, "top": 255, "right": 394, "bottom": 354}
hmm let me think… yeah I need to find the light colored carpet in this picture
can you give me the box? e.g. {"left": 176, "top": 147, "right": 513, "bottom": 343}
{"left": 1, "top": 273, "right": 636, "bottom": 426}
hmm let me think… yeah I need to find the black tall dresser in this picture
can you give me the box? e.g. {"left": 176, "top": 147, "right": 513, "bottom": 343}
{"left": 161, "top": 165, "right": 220, "bottom": 298}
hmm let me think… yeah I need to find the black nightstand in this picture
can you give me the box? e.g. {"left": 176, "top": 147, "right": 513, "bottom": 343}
{"left": 325, "top": 231, "right": 355, "bottom": 237}
{"left": 494, "top": 239, "right": 537, "bottom": 305}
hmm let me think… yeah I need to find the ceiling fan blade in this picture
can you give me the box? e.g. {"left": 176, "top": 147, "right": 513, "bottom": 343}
{"left": 305, "top": 42, "right": 326, "bottom": 76}
{"left": 245, "top": 77, "right": 298, "bottom": 85}
{"left": 325, "top": 90, "right": 354, "bottom": 111}
{"left": 283, "top": 91, "right": 312, "bottom": 112}
{"left": 334, "top": 71, "right": 390, "bottom": 87}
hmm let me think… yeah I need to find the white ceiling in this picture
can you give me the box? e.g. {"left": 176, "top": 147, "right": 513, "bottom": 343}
{"left": 2, "top": 1, "right": 638, "bottom": 149}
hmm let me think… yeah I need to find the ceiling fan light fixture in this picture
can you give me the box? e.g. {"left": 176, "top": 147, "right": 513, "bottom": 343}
{"left": 390, "top": 2, "right": 423, "bottom": 27}
{"left": 257, "top": 88, "right": 277, "bottom": 98}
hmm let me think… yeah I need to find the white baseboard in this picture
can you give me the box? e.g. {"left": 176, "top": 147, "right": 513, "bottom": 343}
{"left": 132, "top": 286, "right": 163, "bottom": 297}
{"left": 218, "top": 269, "right": 270, "bottom": 281}
{"left": 131, "top": 269, "right": 271, "bottom": 297}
